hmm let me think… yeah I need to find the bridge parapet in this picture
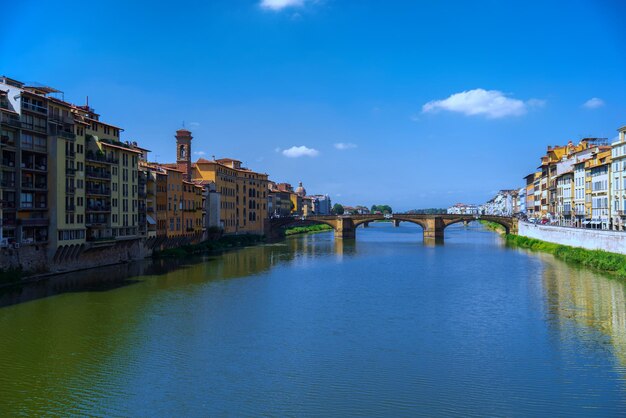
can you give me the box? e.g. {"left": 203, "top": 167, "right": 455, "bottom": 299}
{"left": 268, "top": 214, "right": 517, "bottom": 241}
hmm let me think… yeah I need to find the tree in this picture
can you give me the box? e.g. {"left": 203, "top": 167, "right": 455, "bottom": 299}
{"left": 332, "top": 203, "right": 345, "bottom": 215}
{"left": 371, "top": 204, "right": 393, "bottom": 214}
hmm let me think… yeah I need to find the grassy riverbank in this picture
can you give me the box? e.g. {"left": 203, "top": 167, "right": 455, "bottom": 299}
{"left": 479, "top": 220, "right": 505, "bottom": 234}
{"left": 155, "top": 234, "right": 265, "bottom": 258}
{"left": 285, "top": 224, "right": 333, "bottom": 236}
{"left": 506, "top": 234, "right": 626, "bottom": 279}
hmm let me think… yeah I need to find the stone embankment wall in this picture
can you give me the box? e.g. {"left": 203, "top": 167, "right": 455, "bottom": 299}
{"left": 0, "top": 233, "right": 207, "bottom": 276}
{"left": 518, "top": 221, "right": 626, "bottom": 255}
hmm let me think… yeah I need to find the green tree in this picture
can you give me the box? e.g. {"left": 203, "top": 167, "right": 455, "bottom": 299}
{"left": 371, "top": 204, "right": 392, "bottom": 214}
{"left": 332, "top": 203, "right": 345, "bottom": 215}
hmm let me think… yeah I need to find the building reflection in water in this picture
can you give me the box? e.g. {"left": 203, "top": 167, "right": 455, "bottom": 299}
{"left": 538, "top": 252, "right": 626, "bottom": 366}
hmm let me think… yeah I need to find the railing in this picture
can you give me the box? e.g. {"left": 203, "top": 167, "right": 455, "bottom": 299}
{"left": 86, "top": 188, "right": 111, "bottom": 196}
{"left": 66, "top": 168, "right": 76, "bottom": 175}
{"left": 49, "top": 114, "right": 74, "bottom": 125}
{"left": 1, "top": 135, "right": 15, "bottom": 146}
{"left": 59, "top": 131, "right": 76, "bottom": 140}
{"left": 86, "top": 169, "right": 111, "bottom": 179}
{"left": 0, "top": 113, "right": 21, "bottom": 128}
{"left": 20, "top": 218, "right": 49, "bottom": 226}
{"left": 1, "top": 159, "right": 15, "bottom": 167}
{"left": 21, "top": 122, "right": 47, "bottom": 134}
{"left": 2, "top": 218, "right": 16, "bottom": 226}
{"left": 21, "top": 102, "right": 48, "bottom": 115}
{"left": 67, "top": 150, "right": 76, "bottom": 157}
{"left": 85, "top": 153, "right": 118, "bottom": 164}
{"left": 86, "top": 205, "right": 111, "bottom": 212}
{"left": 66, "top": 186, "right": 76, "bottom": 193}
{"left": 21, "top": 164, "right": 47, "bottom": 172}
{"left": 1, "top": 180, "right": 15, "bottom": 188}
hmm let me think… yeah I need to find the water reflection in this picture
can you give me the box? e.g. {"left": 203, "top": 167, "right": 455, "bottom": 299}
{"left": 539, "top": 252, "right": 626, "bottom": 367}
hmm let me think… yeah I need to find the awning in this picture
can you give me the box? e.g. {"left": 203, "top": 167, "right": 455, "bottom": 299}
{"left": 146, "top": 215, "right": 157, "bottom": 225}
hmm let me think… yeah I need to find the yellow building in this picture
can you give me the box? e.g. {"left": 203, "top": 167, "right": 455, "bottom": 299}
{"left": 160, "top": 128, "right": 267, "bottom": 235}
{"left": 192, "top": 158, "right": 268, "bottom": 234}
{"left": 585, "top": 149, "right": 612, "bottom": 229}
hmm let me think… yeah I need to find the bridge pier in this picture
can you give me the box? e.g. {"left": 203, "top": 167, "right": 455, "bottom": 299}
{"left": 423, "top": 216, "right": 445, "bottom": 245}
{"left": 335, "top": 217, "right": 356, "bottom": 239}
{"left": 393, "top": 219, "right": 401, "bottom": 227}
{"left": 363, "top": 221, "right": 370, "bottom": 228}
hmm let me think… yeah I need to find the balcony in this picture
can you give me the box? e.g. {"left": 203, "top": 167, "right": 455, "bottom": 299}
{"left": 86, "top": 152, "right": 118, "bottom": 165}
{"left": 2, "top": 159, "right": 15, "bottom": 168}
{"left": 85, "top": 216, "right": 109, "bottom": 226}
{"left": 21, "top": 182, "right": 47, "bottom": 190}
{"left": 86, "top": 187, "right": 111, "bottom": 196}
{"left": 49, "top": 113, "right": 74, "bottom": 125}
{"left": 1, "top": 135, "right": 16, "bottom": 147}
{"left": 21, "top": 163, "right": 47, "bottom": 172}
{"left": 86, "top": 169, "right": 111, "bottom": 179}
{"left": 66, "top": 150, "right": 76, "bottom": 158}
{"left": 1, "top": 180, "right": 15, "bottom": 188}
{"left": 66, "top": 186, "right": 76, "bottom": 193}
{"left": 19, "top": 218, "right": 49, "bottom": 227}
{"left": 21, "top": 101, "right": 48, "bottom": 115}
{"left": 86, "top": 204, "right": 111, "bottom": 212}
{"left": 66, "top": 168, "right": 76, "bottom": 176}
{"left": 0, "top": 113, "right": 21, "bottom": 128}
{"left": 20, "top": 202, "right": 48, "bottom": 210}
{"left": 21, "top": 122, "right": 47, "bottom": 134}
{"left": 59, "top": 131, "right": 76, "bottom": 140}
{"left": 66, "top": 204, "right": 76, "bottom": 212}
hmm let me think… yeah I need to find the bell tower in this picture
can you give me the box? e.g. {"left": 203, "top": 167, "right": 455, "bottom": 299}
{"left": 175, "top": 128, "right": 192, "bottom": 181}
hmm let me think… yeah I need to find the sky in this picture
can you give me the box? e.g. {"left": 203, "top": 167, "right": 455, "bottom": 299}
{"left": 2, "top": 0, "right": 626, "bottom": 211}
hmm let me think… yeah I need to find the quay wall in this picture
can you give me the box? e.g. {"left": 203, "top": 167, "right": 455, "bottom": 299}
{"left": 518, "top": 222, "right": 626, "bottom": 255}
{"left": 0, "top": 234, "right": 206, "bottom": 276}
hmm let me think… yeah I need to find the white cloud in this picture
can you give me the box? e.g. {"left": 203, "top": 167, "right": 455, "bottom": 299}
{"left": 334, "top": 142, "right": 357, "bottom": 150}
{"left": 282, "top": 145, "right": 319, "bottom": 158}
{"left": 422, "top": 88, "right": 535, "bottom": 119}
{"left": 583, "top": 97, "right": 604, "bottom": 109}
{"left": 260, "top": 0, "right": 305, "bottom": 11}
{"left": 188, "top": 122, "right": 200, "bottom": 127}
{"left": 194, "top": 151, "right": 205, "bottom": 156}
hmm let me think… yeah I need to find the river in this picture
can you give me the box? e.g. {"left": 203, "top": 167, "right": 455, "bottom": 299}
{"left": 1, "top": 222, "right": 626, "bottom": 416}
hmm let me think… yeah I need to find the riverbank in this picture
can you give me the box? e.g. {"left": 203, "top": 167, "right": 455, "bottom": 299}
{"left": 154, "top": 234, "right": 265, "bottom": 258}
{"left": 506, "top": 234, "right": 626, "bottom": 279}
{"left": 284, "top": 224, "right": 333, "bottom": 236}
{"left": 479, "top": 220, "right": 506, "bottom": 234}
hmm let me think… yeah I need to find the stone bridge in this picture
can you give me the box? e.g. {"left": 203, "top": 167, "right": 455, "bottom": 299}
{"left": 268, "top": 214, "right": 518, "bottom": 244}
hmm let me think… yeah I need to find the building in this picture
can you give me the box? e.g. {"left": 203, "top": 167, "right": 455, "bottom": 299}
{"left": 447, "top": 203, "right": 480, "bottom": 215}
{"left": 586, "top": 149, "right": 611, "bottom": 229}
{"left": 311, "top": 194, "right": 331, "bottom": 215}
{"left": 481, "top": 190, "right": 518, "bottom": 216}
{"left": 163, "top": 129, "right": 267, "bottom": 235}
{"left": 611, "top": 126, "right": 626, "bottom": 230}
{"left": 268, "top": 182, "right": 295, "bottom": 218}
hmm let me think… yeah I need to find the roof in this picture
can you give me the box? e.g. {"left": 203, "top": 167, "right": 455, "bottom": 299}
{"left": 101, "top": 141, "right": 143, "bottom": 154}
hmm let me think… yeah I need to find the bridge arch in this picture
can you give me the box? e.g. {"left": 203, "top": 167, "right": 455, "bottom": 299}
{"left": 443, "top": 216, "right": 513, "bottom": 235}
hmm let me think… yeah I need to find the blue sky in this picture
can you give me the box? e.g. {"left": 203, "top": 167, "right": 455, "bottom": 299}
{"left": 2, "top": 0, "right": 625, "bottom": 210}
